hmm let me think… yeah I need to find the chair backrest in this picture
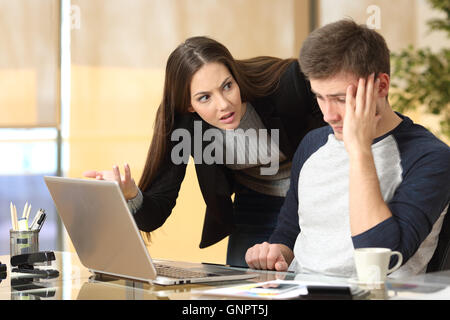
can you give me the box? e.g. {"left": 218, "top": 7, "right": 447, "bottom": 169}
{"left": 427, "top": 205, "right": 450, "bottom": 273}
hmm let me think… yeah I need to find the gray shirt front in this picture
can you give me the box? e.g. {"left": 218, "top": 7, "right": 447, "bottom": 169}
{"left": 217, "top": 102, "right": 291, "bottom": 197}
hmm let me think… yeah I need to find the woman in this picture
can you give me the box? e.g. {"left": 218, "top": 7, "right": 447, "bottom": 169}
{"left": 84, "top": 36, "right": 325, "bottom": 267}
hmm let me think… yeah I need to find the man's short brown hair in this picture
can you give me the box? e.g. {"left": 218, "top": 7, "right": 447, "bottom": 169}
{"left": 299, "top": 19, "right": 390, "bottom": 80}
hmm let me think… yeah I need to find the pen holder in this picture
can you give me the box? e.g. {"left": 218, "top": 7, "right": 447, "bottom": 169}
{"left": 10, "top": 230, "right": 39, "bottom": 257}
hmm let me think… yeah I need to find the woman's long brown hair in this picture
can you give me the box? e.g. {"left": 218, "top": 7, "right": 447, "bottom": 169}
{"left": 138, "top": 36, "right": 296, "bottom": 242}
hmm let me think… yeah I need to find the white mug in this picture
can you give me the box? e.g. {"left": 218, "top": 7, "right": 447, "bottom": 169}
{"left": 354, "top": 248, "right": 403, "bottom": 284}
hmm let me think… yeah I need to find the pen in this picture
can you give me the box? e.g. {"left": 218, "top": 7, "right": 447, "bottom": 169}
{"left": 29, "top": 209, "right": 43, "bottom": 230}
{"left": 30, "top": 210, "right": 46, "bottom": 232}
{"left": 36, "top": 213, "right": 46, "bottom": 232}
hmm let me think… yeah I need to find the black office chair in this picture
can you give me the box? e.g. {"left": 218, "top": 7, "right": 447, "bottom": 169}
{"left": 426, "top": 205, "right": 450, "bottom": 273}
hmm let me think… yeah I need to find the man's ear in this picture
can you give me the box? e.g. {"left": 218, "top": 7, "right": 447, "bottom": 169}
{"left": 377, "top": 73, "right": 390, "bottom": 98}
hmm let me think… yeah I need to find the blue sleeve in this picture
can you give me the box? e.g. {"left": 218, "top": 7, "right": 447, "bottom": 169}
{"left": 352, "top": 143, "right": 450, "bottom": 265}
{"left": 268, "top": 155, "right": 300, "bottom": 248}
{"left": 269, "top": 128, "right": 330, "bottom": 249}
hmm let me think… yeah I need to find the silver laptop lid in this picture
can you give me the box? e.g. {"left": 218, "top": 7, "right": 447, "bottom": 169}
{"left": 44, "top": 176, "right": 157, "bottom": 282}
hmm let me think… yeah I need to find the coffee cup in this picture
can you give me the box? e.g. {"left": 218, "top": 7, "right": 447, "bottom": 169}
{"left": 354, "top": 248, "right": 403, "bottom": 284}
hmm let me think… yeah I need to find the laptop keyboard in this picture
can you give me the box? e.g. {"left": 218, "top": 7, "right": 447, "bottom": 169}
{"left": 154, "top": 264, "right": 219, "bottom": 279}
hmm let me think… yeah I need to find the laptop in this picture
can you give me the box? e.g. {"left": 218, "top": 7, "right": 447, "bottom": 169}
{"left": 44, "top": 176, "right": 258, "bottom": 285}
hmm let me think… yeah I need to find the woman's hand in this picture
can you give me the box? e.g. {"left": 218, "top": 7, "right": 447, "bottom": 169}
{"left": 83, "top": 163, "right": 139, "bottom": 201}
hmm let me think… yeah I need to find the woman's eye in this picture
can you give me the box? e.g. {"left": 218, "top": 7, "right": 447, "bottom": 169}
{"left": 198, "top": 95, "right": 210, "bottom": 102}
{"left": 223, "top": 82, "right": 232, "bottom": 90}
{"left": 337, "top": 98, "right": 346, "bottom": 104}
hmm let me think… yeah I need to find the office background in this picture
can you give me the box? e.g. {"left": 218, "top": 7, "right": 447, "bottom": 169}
{"left": 1, "top": 0, "right": 448, "bottom": 264}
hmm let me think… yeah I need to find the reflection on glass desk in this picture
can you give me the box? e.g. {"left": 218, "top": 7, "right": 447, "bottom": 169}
{"left": 0, "top": 251, "right": 295, "bottom": 300}
{"left": 0, "top": 251, "right": 449, "bottom": 300}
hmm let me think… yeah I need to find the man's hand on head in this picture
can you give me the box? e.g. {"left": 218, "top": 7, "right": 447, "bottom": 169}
{"left": 343, "top": 73, "right": 381, "bottom": 156}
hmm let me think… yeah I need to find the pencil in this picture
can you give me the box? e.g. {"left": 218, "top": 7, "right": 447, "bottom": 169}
{"left": 12, "top": 203, "right": 18, "bottom": 231}
{"left": 26, "top": 204, "right": 32, "bottom": 221}
{"left": 10, "top": 202, "right": 15, "bottom": 231}
{"left": 22, "top": 202, "right": 28, "bottom": 219}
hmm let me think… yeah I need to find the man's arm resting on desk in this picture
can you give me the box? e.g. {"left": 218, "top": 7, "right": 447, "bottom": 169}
{"left": 244, "top": 133, "right": 317, "bottom": 272}
{"left": 245, "top": 243, "right": 294, "bottom": 271}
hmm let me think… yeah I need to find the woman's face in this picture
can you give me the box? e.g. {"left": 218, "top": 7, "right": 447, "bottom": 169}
{"left": 188, "top": 62, "right": 245, "bottom": 130}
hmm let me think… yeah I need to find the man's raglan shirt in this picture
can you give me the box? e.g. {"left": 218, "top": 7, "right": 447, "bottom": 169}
{"left": 269, "top": 113, "right": 450, "bottom": 277}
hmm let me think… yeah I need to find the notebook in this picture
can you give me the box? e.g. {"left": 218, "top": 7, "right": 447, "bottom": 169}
{"left": 44, "top": 176, "right": 257, "bottom": 285}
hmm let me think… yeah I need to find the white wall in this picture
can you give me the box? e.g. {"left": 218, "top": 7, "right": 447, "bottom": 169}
{"left": 318, "top": 0, "right": 448, "bottom": 52}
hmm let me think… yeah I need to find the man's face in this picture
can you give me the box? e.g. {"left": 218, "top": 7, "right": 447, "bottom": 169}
{"left": 310, "top": 73, "right": 360, "bottom": 140}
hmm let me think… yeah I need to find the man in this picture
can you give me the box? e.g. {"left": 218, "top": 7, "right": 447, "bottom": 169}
{"left": 245, "top": 19, "right": 450, "bottom": 277}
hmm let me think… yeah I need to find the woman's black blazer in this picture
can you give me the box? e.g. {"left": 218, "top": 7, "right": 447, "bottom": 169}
{"left": 133, "top": 60, "right": 326, "bottom": 248}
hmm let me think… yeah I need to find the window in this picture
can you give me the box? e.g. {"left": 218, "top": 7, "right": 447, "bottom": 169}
{"left": 0, "top": 128, "right": 62, "bottom": 254}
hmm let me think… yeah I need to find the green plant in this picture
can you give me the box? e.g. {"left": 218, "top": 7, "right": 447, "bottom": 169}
{"left": 390, "top": 0, "right": 450, "bottom": 139}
